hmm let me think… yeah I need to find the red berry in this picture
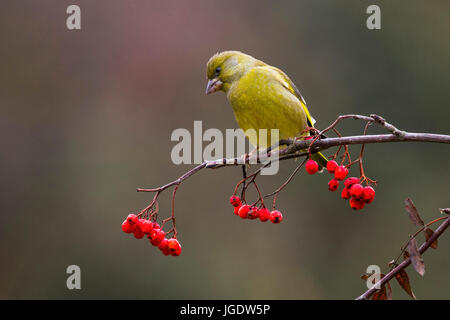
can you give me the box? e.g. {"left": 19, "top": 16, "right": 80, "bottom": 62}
{"left": 270, "top": 210, "right": 283, "bottom": 224}
{"left": 326, "top": 160, "right": 338, "bottom": 173}
{"left": 349, "top": 197, "right": 365, "bottom": 210}
{"left": 167, "top": 238, "right": 182, "bottom": 256}
{"left": 137, "top": 219, "right": 153, "bottom": 234}
{"left": 328, "top": 179, "right": 339, "bottom": 191}
{"left": 350, "top": 183, "right": 364, "bottom": 199}
{"left": 234, "top": 205, "right": 242, "bottom": 215}
{"left": 126, "top": 213, "right": 138, "bottom": 225}
{"left": 363, "top": 186, "right": 375, "bottom": 203}
{"left": 229, "top": 195, "right": 241, "bottom": 207}
{"left": 133, "top": 227, "right": 146, "bottom": 239}
{"left": 158, "top": 238, "right": 170, "bottom": 256}
{"left": 344, "top": 177, "right": 360, "bottom": 188}
{"left": 121, "top": 220, "right": 135, "bottom": 233}
{"left": 247, "top": 206, "right": 259, "bottom": 220}
{"left": 149, "top": 228, "right": 166, "bottom": 246}
{"left": 305, "top": 159, "right": 319, "bottom": 175}
{"left": 257, "top": 208, "right": 271, "bottom": 222}
{"left": 341, "top": 187, "right": 351, "bottom": 199}
{"left": 334, "top": 166, "right": 349, "bottom": 180}
{"left": 238, "top": 205, "right": 250, "bottom": 219}
{"left": 152, "top": 222, "right": 161, "bottom": 230}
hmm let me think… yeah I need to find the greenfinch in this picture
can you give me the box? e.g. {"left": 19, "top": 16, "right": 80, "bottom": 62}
{"left": 206, "top": 50, "right": 328, "bottom": 168}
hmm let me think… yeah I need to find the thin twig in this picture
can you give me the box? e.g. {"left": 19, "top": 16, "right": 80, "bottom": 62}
{"left": 355, "top": 215, "right": 450, "bottom": 300}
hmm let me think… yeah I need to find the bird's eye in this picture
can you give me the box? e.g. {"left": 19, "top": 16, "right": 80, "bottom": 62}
{"left": 215, "top": 66, "right": 221, "bottom": 74}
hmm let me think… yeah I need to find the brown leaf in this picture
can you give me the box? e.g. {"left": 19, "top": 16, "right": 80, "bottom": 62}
{"left": 369, "top": 274, "right": 390, "bottom": 300}
{"left": 407, "top": 237, "right": 425, "bottom": 276}
{"left": 372, "top": 286, "right": 387, "bottom": 300}
{"left": 395, "top": 269, "right": 416, "bottom": 299}
{"left": 403, "top": 251, "right": 410, "bottom": 260}
{"left": 386, "top": 281, "right": 393, "bottom": 300}
{"left": 424, "top": 228, "right": 438, "bottom": 249}
{"left": 404, "top": 198, "right": 424, "bottom": 227}
{"left": 360, "top": 274, "right": 369, "bottom": 281}
{"left": 360, "top": 273, "right": 378, "bottom": 286}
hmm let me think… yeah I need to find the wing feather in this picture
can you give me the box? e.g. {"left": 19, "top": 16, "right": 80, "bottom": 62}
{"left": 266, "top": 66, "right": 315, "bottom": 127}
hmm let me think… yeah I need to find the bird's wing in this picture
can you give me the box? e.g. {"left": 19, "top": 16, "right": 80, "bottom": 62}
{"left": 266, "top": 66, "right": 316, "bottom": 127}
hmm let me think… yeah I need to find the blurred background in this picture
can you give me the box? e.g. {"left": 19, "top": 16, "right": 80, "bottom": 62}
{"left": 0, "top": 0, "right": 449, "bottom": 299}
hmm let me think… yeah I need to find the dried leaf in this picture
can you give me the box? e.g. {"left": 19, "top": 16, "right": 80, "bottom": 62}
{"left": 404, "top": 198, "right": 424, "bottom": 226}
{"left": 372, "top": 286, "right": 387, "bottom": 300}
{"left": 403, "top": 251, "right": 410, "bottom": 260}
{"left": 439, "top": 208, "right": 450, "bottom": 215}
{"left": 407, "top": 237, "right": 425, "bottom": 276}
{"left": 360, "top": 273, "right": 378, "bottom": 286}
{"left": 424, "top": 228, "right": 438, "bottom": 249}
{"left": 388, "top": 259, "right": 397, "bottom": 268}
{"left": 360, "top": 274, "right": 369, "bottom": 281}
{"left": 386, "top": 281, "right": 393, "bottom": 300}
{"left": 394, "top": 269, "right": 416, "bottom": 299}
{"left": 362, "top": 273, "right": 391, "bottom": 300}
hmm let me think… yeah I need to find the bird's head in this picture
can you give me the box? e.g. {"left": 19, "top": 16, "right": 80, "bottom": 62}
{"left": 205, "top": 51, "right": 263, "bottom": 94}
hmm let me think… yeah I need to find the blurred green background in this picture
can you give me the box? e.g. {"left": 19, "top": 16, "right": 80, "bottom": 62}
{"left": 0, "top": 0, "right": 449, "bottom": 299}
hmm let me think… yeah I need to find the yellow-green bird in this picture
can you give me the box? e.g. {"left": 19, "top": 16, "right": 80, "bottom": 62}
{"left": 205, "top": 50, "right": 328, "bottom": 167}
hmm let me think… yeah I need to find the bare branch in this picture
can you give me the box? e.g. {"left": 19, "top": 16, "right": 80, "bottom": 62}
{"left": 204, "top": 132, "right": 450, "bottom": 170}
{"left": 137, "top": 114, "right": 450, "bottom": 198}
{"left": 355, "top": 215, "right": 450, "bottom": 300}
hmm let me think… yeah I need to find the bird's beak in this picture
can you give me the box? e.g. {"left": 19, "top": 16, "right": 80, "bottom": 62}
{"left": 205, "top": 78, "right": 223, "bottom": 95}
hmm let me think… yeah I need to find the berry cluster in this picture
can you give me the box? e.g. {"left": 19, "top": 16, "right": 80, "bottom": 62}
{"left": 305, "top": 159, "right": 376, "bottom": 210}
{"left": 229, "top": 196, "right": 283, "bottom": 223}
{"left": 121, "top": 214, "right": 182, "bottom": 256}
